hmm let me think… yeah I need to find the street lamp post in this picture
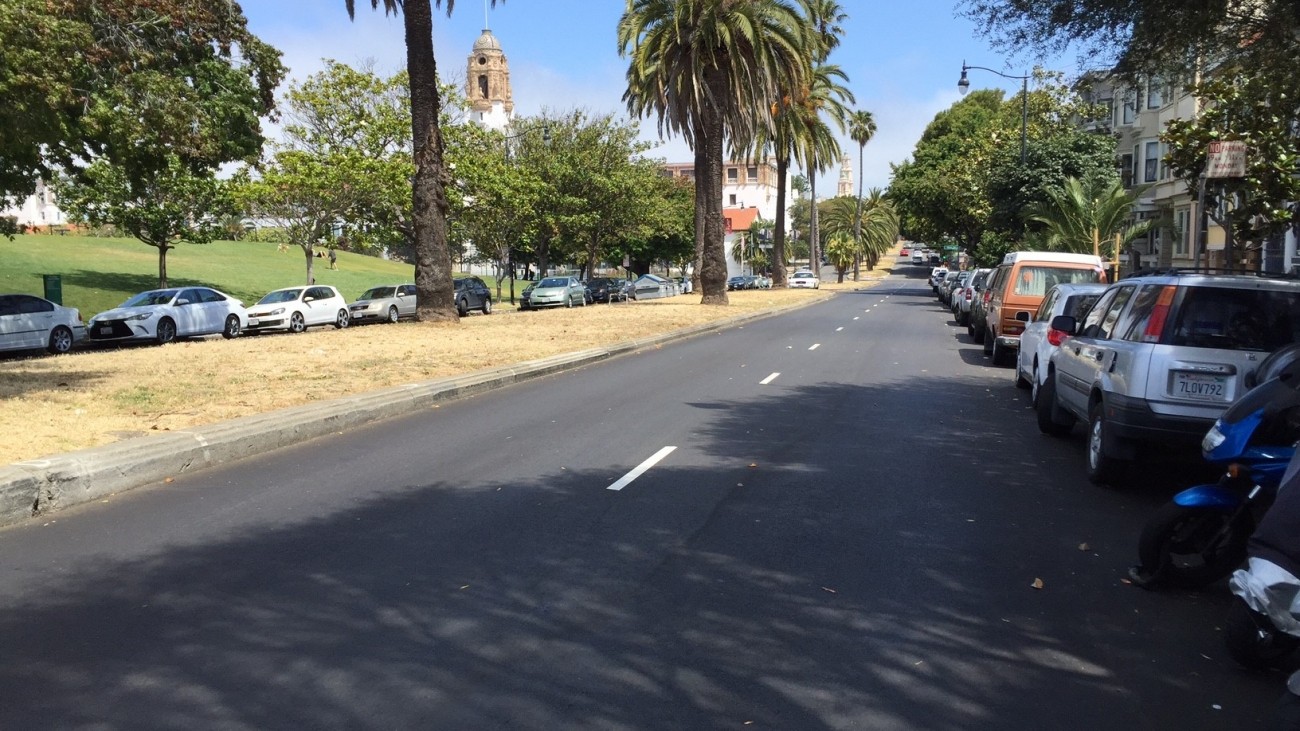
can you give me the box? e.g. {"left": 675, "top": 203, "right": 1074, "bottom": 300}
{"left": 958, "top": 61, "right": 1029, "bottom": 165}
{"left": 502, "top": 123, "right": 551, "bottom": 304}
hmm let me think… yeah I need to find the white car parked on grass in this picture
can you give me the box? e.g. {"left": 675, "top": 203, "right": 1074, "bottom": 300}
{"left": 790, "top": 270, "right": 819, "bottom": 289}
{"left": 246, "top": 285, "right": 350, "bottom": 333}
{"left": 0, "top": 294, "right": 86, "bottom": 354}
{"left": 88, "top": 287, "right": 247, "bottom": 345}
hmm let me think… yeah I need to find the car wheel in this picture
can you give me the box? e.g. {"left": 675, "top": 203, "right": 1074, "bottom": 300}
{"left": 1225, "top": 598, "right": 1300, "bottom": 670}
{"left": 565, "top": 294, "right": 573, "bottom": 308}
{"left": 1035, "top": 373, "right": 1074, "bottom": 437}
{"left": 1030, "top": 364, "right": 1041, "bottom": 406}
{"left": 155, "top": 317, "right": 177, "bottom": 344}
{"left": 967, "top": 322, "right": 975, "bottom": 338}
{"left": 580, "top": 294, "right": 587, "bottom": 307}
{"left": 221, "top": 314, "right": 241, "bottom": 339}
{"left": 1086, "top": 400, "right": 1130, "bottom": 486}
{"left": 990, "top": 335, "right": 1010, "bottom": 366}
{"left": 1014, "top": 360, "right": 1030, "bottom": 389}
{"left": 1137, "top": 502, "right": 1252, "bottom": 589}
{"left": 334, "top": 309, "right": 349, "bottom": 329}
{"left": 481, "top": 297, "right": 492, "bottom": 315}
{"left": 289, "top": 311, "right": 306, "bottom": 333}
{"left": 457, "top": 298, "right": 469, "bottom": 317}
{"left": 387, "top": 306, "right": 400, "bottom": 323}
{"left": 47, "top": 325, "right": 74, "bottom": 354}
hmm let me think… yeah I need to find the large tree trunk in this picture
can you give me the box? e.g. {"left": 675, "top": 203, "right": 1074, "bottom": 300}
{"left": 156, "top": 243, "right": 170, "bottom": 288}
{"left": 853, "top": 144, "right": 864, "bottom": 281}
{"left": 698, "top": 71, "right": 728, "bottom": 305}
{"left": 304, "top": 244, "right": 316, "bottom": 285}
{"left": 690, "top": 119, "right": 706, "bottom": 292}
{"left": 404, "top": 0, "right": 457, "bottom": 323}
{"left": 772, "top": 153, "right": 789, "bottom": 288}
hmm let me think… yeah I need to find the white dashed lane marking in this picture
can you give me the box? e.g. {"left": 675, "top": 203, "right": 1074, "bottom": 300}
{"left": 809, "top": 343, "right": 821, "bottom": 351}
{"left": 607, "top": 446, "right": 677, "bottom": 491}
{"left": 760, "top": 372, "right": 780, "bottom": 385}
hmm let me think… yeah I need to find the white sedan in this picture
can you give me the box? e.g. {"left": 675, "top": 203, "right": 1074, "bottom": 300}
{"left": 0, "top": 294, "right": 86, "bottom": 354}
{"left": 88, "top": 287, "right": 247, "bottom": 345}
{"left": 1014, "top": 282, "right": 1109, "bottom": 396}
{"left": 246, "top": 285, "right": 351, "bottom": 333}
{"left": 789, "top": 271, "right": 819, "bottom": 289}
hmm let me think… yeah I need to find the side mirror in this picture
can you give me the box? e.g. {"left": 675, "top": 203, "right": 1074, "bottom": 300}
{"left": 303, "top": 296, "right": 315, "bottom": 303}
{"left": 176, "top": 298, "right": 191, "bottom": 306}
{"left": 1050, "top": 315, "right": 1077, "bottom": 334}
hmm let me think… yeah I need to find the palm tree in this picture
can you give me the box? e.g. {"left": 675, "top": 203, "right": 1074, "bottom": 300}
{"left": 1024, "top": 176, "right": 1153, "bottom": 264}
{"left": 858, "top": 187, "right": 899, "bottom": 268}
{"left": 847, "top": 109, "right": 876, "bottom": 277}
{"left": 345, "top": 0, "right": 495, "bottom": 323}
{"left": 794, "top": 64, "right": 853, "bottom": 277}
{"left": 804, "top": 0, "right": 847, "bottom": 62}
{"left": 620, "top": 0, "right": 809, "bottom": 304}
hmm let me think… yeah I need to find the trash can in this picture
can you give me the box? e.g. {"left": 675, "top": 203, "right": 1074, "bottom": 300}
{"left": 43, "top": 274, "right": 62, "bottom": 305}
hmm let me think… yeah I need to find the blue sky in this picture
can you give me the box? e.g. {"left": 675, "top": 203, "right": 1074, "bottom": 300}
{"left": 243, "top": 1, "right": 1064, "bottom": 195}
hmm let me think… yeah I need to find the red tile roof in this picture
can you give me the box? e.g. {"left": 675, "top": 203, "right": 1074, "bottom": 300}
{"left": 722, "top": 207, "right": 760, "bottom": 234}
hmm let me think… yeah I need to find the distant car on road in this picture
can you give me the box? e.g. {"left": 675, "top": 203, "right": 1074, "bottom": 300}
{"left": 0, "top": 294, "right": 86, "bottom": 354}
{"left": 790, "top": 270, "right": 819, "bottom": 289}
{"left": 246, "top": 285, "right": 349, "bottom": 334}
{"left": 349, "top": 283, "right": 417, "bottom": 324}
{"left": 89, "top": 287, "right": 246, "bottom": 345}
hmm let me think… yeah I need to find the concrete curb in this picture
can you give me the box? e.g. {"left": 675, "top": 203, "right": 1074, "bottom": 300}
{"left": 0, "top": 292, "right": 847, "bottom": 528}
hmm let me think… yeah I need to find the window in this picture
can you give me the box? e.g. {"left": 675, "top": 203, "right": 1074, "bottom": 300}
{"left": 1120, "top": 285, "right": 1163, "bottom": 341}
{"left": 1158, "top": 142, "right": 1168, "bottom": 180}
{"left": 1174, "top": 209, "right": 1190, "bottom": 256}
{"left": 14, "top": 295, "right": 52, "bottom": 314}
{"left": 1012, "top": 266, "right": 1104, "bottom": 297}
{"left": 728, "top": 194, "right": 737, "bottom": 206}
{"left": 478, "top": 75, "right": 488, "bottom": 99}
{"left": 1065, "top": 294, "right": 1103, "bottom": 322}
{"left": 1097, "top": 286, "right": 1136, "bottom": 339}
{"left": 727, "top": 167, "right": 738, "bottom": 182}
{"left": 1143, "top": 140, "right": 1159, "bottom": 183}
{"left": 1119, "top": 153, "right": 1134, "bottom": 188}
{"left": 1121, "top": 89, "right": 1137, "bottom": 124}
{"left": 1147, "top": 77, "right": 1163, "bottom": 108}
{"left": 1080, "top": 289, "right": 1118, "bottom": 338}
{"left": 747, "top": 166, "right": 759, "bottom": 181}
{"left": 1035, "top": 289, "right": 1059, "bottom": 322}
{"left": 200, "top": 289, "right": 226, "bottom": 303}
{"left": 1169, "top": 287, "right": 1300, "bottom": 352}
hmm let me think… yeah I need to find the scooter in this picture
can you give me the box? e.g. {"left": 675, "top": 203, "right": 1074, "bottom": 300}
{"left": 1130, "top": 343, "right": 1300, "bottom": 589}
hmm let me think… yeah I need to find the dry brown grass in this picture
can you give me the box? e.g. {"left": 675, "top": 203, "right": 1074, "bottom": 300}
{"left": 1, "top": 277, "right": 888, "bottom": 464}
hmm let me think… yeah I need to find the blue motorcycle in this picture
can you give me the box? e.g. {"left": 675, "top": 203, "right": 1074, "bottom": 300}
{"left": 1132, "top": 344, "right": 1300, "bottom": 590}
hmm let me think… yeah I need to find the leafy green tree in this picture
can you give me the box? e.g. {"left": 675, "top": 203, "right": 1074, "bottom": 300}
{"left": 985, "top": 132, "right": 1120, "bottom": 239}
{"left": 1162, "top": 60, "right": 1300, "bottom": 266}
{"left": 796, "top": 64, "right": 853, "bottom": 277}
{"left": 858, "top": 188, "right": 900, "bottom": 270}
{"left": 346, "top": 0, "right": 496, "bottom": 323}
{"left": 0, "top": 0, "right": 281, "bottom": 204}
{"left": 57, "top": 156, "right": 233, "bottom": 287}
{"left": 620, "top": 0, "right": 809, "bottom": 304}
{"left": 1024, "top": 176, "right": 1154, "bottom": 259}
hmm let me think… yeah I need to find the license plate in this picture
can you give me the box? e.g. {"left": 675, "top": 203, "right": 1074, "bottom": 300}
{"left": 98, "top": 326, "right": 112, "bottom": 335}
{"left": 1173, "top": 373, "right": 1227, "bottom": 401}
{"left": 247, "top": 318, "right": 259, "bottom": 326}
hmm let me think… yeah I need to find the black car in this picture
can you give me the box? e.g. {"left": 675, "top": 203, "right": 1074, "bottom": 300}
{"left": 585, "top": 277, "right": 629, "bottom": 303}
{"left": 453, "top": 276, "right": 492, "bottom": 316}
{"left": 727, "top": 276, "right": 747, "bottom": 291}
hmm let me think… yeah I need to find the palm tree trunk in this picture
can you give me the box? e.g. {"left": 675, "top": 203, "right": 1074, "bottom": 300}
{"left": 853, "top": 142, "right": 864, "bottom": 280}
{"left": 404, "top": 0, "right": 457, "bottom": 323}
{"left": 691, "top": 120, "right": 706, "bottom": 292}
{"left": 698, "top": 69, "right": 729, "bottom": 305}
{"left": 772, "top": 153, "right": 789, "bottom": 288}
{"left": 809, "top": 168, "right": 820, "bottom": 277}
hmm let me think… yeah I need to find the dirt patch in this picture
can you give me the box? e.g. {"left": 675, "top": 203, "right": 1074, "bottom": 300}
{"left": 2, "top": 279, "right": 887, "bottom": 464}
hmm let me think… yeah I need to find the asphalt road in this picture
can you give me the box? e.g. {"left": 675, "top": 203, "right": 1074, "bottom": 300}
{"left": 0, "top": 260, "right": 1283, "bottom": 730}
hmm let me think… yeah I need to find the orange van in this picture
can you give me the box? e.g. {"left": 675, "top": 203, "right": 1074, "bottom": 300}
{"left": 981, "top": 251, "right": 1107, "bottom": 366}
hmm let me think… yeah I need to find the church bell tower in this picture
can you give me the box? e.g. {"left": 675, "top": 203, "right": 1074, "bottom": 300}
{"left": 466, "top": 28, "right": 514, "bottom": 131}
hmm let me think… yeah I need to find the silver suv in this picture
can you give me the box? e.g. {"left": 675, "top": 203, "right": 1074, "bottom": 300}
{"left": 1036, "top": 271, "right": 1300, "bottom": 485}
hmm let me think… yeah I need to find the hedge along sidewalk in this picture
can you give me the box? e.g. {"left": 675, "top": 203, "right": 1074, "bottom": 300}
{"left": 0, "top": 289, "right": 856, "bottom": 529}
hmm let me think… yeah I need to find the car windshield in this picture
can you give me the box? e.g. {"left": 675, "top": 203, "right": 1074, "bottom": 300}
{"left": 121, "top": 290, "right": 178, "bottom": 307}
{"left": 588, "top": 278, "right": 613, "bottom": 287}
{"left": 359, "top": 287, "right": 396, "bottom": 300}
{"left": 257, "top": 289, "right": 304, "bottom": 305}
{"left": 1012, "top": 266, "right": 1101, "bottom": 296}
{"left": 538, "top": 278, "right": 568, "bottom": 288}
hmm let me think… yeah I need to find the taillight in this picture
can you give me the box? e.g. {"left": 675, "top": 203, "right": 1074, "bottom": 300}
{"left": 965, "top": 289, "right": 973, "bottom": 301}
{"left": 982, "top": 290, "right": 992, "bottom": 305}
{"left": 1047, "top": 328, "right": 1067, "bottom": 346}
{"left": 1141, "top": 285, "right": 1177, "bottom": 342}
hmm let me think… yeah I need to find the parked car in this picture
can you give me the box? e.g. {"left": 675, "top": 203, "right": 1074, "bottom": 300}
{"left": 246, "top": 285, "right": 349, "bottom": 333}
{"left": 349, "top": 283, "right": 417, "bottom": 324}
{"left": 89, "top": 287, "right": 247, "bottom": 345}
{"left": 0, "top": 294, "right": 86, "bottom": 355}
{"left": 528, "top": 276, "right": 587, "bottom": 308}
{"left": 981, "top": 251, "right": 1107, "bottom": 366}
{"left": 938, "top": 270, "right": 966, "bottom": 307}
{"left": 752, "top": 274, "right": 773, "bottom": 289}
{"left": 453, "top": 276, "right": 492, "bottom": 315}
{"left": 954, "top": 268, "right": 992, "bottom": 326}
{"left": 633, "top": 274, "right": 674, "bottom": 300}
{"left": 1013, "top": 282, "right": 1108, "bottom": 397}
{"left": 790, "top": 270, "right": 819, "bottom": 289}
{"left": 1036, "top": 271, "right": 1300, "bottom": 485}
{"left": 586, "top": 277, "right": 629, "bottom": 303}
{"left": 929, "top": 266, "right": 949, "bottom": 291}
{"left": 673, "top": 276, "right": 694, "bottom": 294}
{"left": 911, "top": 250, "right": 926, "bottom": 265}
{"left": 727, "top": 275, "right": 748, "bottom": 291}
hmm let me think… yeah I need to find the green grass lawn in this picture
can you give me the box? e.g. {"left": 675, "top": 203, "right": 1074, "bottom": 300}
{"left": 0, "top": 234, "right": 526, "bottom": 316}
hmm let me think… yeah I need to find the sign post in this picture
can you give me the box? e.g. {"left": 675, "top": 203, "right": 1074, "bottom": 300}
{"left": 1197, "top": 141, "right": 1248, "bottom": 270}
